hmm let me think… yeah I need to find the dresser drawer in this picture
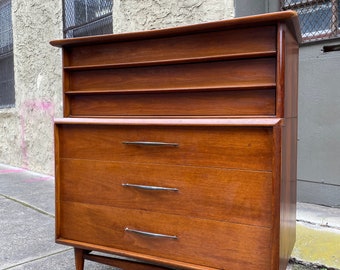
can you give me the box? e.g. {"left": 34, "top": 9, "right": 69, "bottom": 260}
{"left": 58, "top": 202, "right": 272, "bottom": 270}
{"left": 67, "top": 89, "right": 275, "bottom": 117}
{"left": 58, "top": 159, "right": 273, "bottom": 227}
{"left": 55, "top": 120, "right": 275, "bottom": 171}
{"left": 66, "top": 58, "right": 275, "bottom": 93}
{"left": 62, "top": 25, "right": 276, "bottom": 67}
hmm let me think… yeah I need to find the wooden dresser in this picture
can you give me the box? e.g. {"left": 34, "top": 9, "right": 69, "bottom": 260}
{"left": 51, "top": 11, "right": 300, "bottom": 270}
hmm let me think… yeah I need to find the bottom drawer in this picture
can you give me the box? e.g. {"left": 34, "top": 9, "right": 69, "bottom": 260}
{"left": 58, "top": 201, "right": 272, "bottom": 270}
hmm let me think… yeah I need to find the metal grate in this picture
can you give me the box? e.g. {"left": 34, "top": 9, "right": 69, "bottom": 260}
{"left": 63, "top": 0, "right": 113, "bottom": 38}
{"left": 0, "top": 0, "right": 15, "bottom": 108}
{"left": 281, "top": 0, "right": 339, "bottom": 42}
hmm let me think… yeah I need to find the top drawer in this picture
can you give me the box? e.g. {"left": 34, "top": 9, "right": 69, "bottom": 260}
{"left": 55, "top": 118, "right": 280, "bottom": 172}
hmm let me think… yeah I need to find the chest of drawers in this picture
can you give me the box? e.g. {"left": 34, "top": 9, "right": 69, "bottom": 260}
{"left": 51, "top": 11, "right": 300, "bottom": 270}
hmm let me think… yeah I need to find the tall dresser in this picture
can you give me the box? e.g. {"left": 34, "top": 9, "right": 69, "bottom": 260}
{"left": 51, "top": 11, "right": 300, "bottom": 270}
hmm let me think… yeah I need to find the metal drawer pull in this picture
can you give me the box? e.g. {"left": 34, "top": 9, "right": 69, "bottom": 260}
{"left": 125, "top": 227, "right": 178, "bottom": 240}
{"left": 122, "top": 141, "right": 179, "bottom": 147}
{"left": 122, "top": 183, "right": 179, "bottom": 192}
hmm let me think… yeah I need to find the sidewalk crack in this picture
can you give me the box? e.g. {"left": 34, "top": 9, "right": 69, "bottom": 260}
{"left": 1, "top": 248, "right": 73, "bottom": 269}
{"left": 0, "top": 193, "right": 54, "bottom": 218}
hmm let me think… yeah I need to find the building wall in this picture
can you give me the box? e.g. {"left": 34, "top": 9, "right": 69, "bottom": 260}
{"left": 297, "top": 39, "right": 340, "bottom": 207}
{"left": 112, "top": 0, "right": 234, "bottom": 33}
{"left": 234, "top": 0, "right": 279, "bottom": 16}
{"left": 0, "top": 0, "right": 63, "bottom": 174}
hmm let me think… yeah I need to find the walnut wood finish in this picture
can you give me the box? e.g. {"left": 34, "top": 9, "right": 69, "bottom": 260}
{"left": 62, "top": 25, "right": 276, "bottom": 67}
{"left": 66, "top": 58, "right": 275, "bottom": 92}
{"left": 67, "top": 89, "right": 276, "bottom": 117}
{"left": 52, "top": 11, "right": 300, "bottom": 270}
{"left": 57, "top": 124, "right": 274, "bottom": 171}
{"left": 62, "top": 201, "right": 272, "bottom": 270}
{"left": 59, "top": 158, "right": 273, "bottom": 227}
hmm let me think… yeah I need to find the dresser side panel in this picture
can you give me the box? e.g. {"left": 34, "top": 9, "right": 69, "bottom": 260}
{"left": 278, "top": 22, "right": 298, "bottom": 270}
{"left": 62, "top": 49, "right": 71, "bottom": 117}
{"left": 54, "top": 123, "right": 62, "bottom": 239}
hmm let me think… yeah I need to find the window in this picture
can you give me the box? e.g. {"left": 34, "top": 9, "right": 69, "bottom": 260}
{"left": 281, "top": 0, "right": 339, "bottom": 42}
{"left": 63, "top": 0, "right": 113, "bottom": 38}
{"left": 0, "top": 0, "right": 14, "bottom": 108}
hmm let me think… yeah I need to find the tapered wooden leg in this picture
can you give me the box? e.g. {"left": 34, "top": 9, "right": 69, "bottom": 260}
{"left": 74, "top": 248, "right": 85, "bottom": 270}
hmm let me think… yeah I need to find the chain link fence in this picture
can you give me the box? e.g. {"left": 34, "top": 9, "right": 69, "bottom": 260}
{"left": 281, "top": 0, "right": 339, "bottom": 42}
{"left": 63, "top": 0, "right": 113, "bottom": 38}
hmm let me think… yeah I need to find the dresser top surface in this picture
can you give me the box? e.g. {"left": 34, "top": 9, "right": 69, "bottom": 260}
{"left": 50, "top": 10, "right": 301, "bottom": 48}
{"left": 54, "top": 117, "right": 282, "bottom": 127}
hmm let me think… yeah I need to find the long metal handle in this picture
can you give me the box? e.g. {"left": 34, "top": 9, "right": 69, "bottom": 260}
{"left": 125, "top": 227, "right": 178, "bottom": 240}
{"left": 122, "top": 141, "right": 179, "bottom": 147}
{"left": 122, "top": 183, "right": 179, "bottom": 192}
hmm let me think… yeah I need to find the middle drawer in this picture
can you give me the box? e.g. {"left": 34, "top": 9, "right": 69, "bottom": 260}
{"left": 58, "top": 159, "right": 273, "bottom": 227}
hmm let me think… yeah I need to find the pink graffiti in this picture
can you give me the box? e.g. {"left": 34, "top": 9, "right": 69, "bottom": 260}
{"left": 20, "top": 100, "right": 55, "bottom": 169}
{"left": 0, "top": 169, "right": 25, "bottom": 174}
{"left": 23, "top": 100, "right": 54, "bottom": 112}
{"left": 20, "top": 115, "right": 28, "bottom": 169}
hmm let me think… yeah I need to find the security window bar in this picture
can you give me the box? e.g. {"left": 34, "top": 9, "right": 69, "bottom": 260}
{"left": 281, "top": 0, "right": 339, "bottom": 42}
{"left": 63, "top": 0, "right": 113, "bottom": 38}
{"left": 0, "top": 0, "right": 15, "bottom": 108}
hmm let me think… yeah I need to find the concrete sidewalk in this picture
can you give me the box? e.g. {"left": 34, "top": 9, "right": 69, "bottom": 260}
{"left": 0, "top": 164, "right": 113, "bottom": 269}
{"left": 0, "top": 163, "right": 339, "bottom": 270}
{"left": 291, "top": 204, "right": 340, "bottom": 269}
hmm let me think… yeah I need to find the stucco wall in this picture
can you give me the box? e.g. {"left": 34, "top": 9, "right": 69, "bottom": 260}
{"left": 112, "top": 0, "right": 234, "bottom": 33}
{"left": 0, "top": 1, "right": 63, "bottom": 174}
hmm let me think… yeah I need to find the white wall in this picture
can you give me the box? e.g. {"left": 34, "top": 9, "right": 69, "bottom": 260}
{"left": 0, "top": 0, "right": 63, "bottom": 174}
{"left": 112, "top": 0, "right": 234, "bottom": 33}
